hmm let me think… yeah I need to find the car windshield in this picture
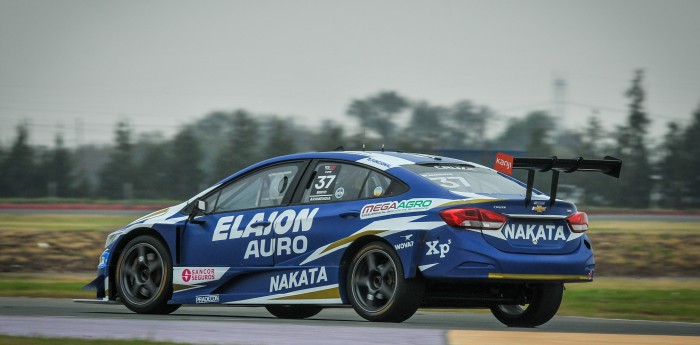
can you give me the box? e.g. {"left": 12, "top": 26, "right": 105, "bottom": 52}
{"left": 403, "top": 164, "right": 527, "bottom": 195}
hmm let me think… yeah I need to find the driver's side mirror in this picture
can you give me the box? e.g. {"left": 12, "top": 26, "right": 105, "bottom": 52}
{"left": 196, "top": 200, "right": 207, "bottom": 213}
{"left": 188, "top": 199, "right": 207, "bottom": 225}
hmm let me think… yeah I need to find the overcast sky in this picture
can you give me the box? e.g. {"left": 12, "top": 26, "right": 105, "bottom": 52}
{"left": 1, "top": 0, "right": 699, "bottom": 147}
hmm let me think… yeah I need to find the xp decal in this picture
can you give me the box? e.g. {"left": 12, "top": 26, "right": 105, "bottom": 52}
{"left": 80, "top": 151, "right": 621, "bottom": 327}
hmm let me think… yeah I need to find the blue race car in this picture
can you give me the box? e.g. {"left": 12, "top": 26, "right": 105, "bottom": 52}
{"left": 80, "top": 151, "right": 621, "bottom": 327}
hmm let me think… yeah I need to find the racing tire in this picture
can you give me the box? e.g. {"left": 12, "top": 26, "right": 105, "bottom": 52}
{"left": 347, "top": 241, "right": 425, "bottom": 323}
{"left": 490, "top": 283, "right": 563, "bottom": 327}
{"left": 116, "top": 235, "right": 180, "bottom": 314}
{"left": 265, "top": 305, "right": 323, "bottom": 319}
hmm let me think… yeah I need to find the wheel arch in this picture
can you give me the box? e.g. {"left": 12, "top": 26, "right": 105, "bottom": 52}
{"left": 107, "top": 227, "right": 170, "bottom": 299}
{"left": 336, "top": 234, "right": 423, "bottom": 304}
{"left": 338, "top": 235, "right": 384, "bottom": 303}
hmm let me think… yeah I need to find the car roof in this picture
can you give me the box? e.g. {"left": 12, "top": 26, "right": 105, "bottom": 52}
{"left": 216, "top": 150, "right": 491, "bottom": 186}
{"left": 267, "top": 150, "right": 473, "bottom": 166}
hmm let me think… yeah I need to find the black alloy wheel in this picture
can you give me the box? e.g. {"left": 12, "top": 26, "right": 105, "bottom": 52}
{"left": 347, "top": 241, "right": 424, "bottom": 322}
{"left": 116, "top": 235, "right": 180, "bottom": 314}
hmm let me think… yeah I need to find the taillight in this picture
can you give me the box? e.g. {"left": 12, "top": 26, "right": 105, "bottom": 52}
{"left": 567, "top": 211, "right": 589, "bottom": 233}
{"left": 439, "top": 208, "right": 507, "bottom": 231}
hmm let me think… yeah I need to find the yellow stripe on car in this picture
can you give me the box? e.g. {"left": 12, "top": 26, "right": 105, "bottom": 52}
{"left": 488, "top": 273, "right": 589, "bottom": 281}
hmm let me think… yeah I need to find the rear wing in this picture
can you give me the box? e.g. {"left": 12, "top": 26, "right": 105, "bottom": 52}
{"left": 494, "top": 152, "right": 622, "bottom": 206}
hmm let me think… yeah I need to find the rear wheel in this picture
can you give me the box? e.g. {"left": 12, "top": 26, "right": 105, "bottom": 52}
{"left": 116, "top": 235, "right": 180, "bottom": 314}
{"left": 490, "top": 283, "right": 563, "bottom": 327}
{"left": 265, "top": 305, "right": 323, "bottom": 319}
{"left": 347, "top": 241, "right": 424, "bottom": 322}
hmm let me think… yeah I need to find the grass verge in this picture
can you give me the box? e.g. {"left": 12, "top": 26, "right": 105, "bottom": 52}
{"left": 559, "top": 278, "right": 700, "bottom": 322}
{"left": 0, "top": 274, "right": 94, "bottom": 298}
{"left": 0, "top": 214, "right": 137, "bottom": 232}
{"left": 589, "top": 220, "right": 700, "bottom": 234}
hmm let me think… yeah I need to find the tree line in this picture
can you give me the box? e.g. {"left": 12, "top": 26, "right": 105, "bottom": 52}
{"left": 0, "top": 70, "right": 698, "bottom": 208}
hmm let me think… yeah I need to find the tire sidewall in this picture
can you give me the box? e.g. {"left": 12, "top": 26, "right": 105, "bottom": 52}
{"left": 116, "top": 235, "right": 175, "bottom": 314}
{"left": 490, "top": 283, "right": 563, "bottom": 327}
{"left": 346, "top": 241, "right": 424, "bottom": 322}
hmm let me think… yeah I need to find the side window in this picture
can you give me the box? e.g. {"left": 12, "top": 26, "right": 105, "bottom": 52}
{"left": 301, "top": 162, "right": 406, "bottom": 203}
{"left": 361, "top": 171, "right": 392, "bottom": 198}
{"left": 303, "top": 163, "right": 369, "bottom": 203}
{"left": 203, "top": 163, "right": 301, "bottom": 213}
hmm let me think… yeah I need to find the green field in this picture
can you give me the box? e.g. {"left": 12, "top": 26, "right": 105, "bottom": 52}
{"left": 590, "top": 220, "right": 700, "bottom": 234}
{"left": 0, "top": 212, "right": 698, "bottom": 322}
{"left": 560, "top": 278, "right": 700, "bottom": 322}
{"left": 0, "top": 274, "right": 94, "bottom": 298}
{"left": 0, "top": 214, "right": 137, "bottom": 232}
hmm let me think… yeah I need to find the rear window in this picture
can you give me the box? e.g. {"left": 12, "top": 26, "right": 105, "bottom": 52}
{"left": 404, "top": 164, "right": 527, "bottom": 195}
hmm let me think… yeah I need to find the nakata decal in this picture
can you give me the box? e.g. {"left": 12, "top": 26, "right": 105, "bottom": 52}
{"left": 503, "top": 224, "right": 567, "bottom": 242}
{"left": 173, "top": 267, "right": 229, "bottom": 285}
{"left": 360, "top": 199, "right": 436, "bottom": 219}
{"left": 211, "top": 208, "right": 319, "bottom": 259}
{"left": 269, "top": 266, "right": 328, "bottom": 293}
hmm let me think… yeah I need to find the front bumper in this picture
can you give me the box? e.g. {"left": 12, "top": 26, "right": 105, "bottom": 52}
{"left": 81, "top": 249, "right": 111, "bottom": 301}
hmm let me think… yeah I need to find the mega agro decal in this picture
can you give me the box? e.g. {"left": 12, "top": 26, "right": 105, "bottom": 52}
{"left": 360, "top": 198, "right": 434, "bottom": 219}
{"left": 212, "top": 208, "right": 319, "bottom": 259}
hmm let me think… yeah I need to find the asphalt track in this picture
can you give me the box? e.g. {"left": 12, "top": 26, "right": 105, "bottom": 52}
{"left": 1, "top": 297, "right": 698, "bottom": 344}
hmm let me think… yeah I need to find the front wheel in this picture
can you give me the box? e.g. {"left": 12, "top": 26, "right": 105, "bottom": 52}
{"left": 346, "top": 241, "right": 425, "bottom": 322}
{"left": 490, "top": 283, "right": 563, "bottom": 327}
{"left": 265, "top": 305, "right": 323, "bottom": 319}
{"left": 116, "top": 235, "right": 180, "bottom": 314}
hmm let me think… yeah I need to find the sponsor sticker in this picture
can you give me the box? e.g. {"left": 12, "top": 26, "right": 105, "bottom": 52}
{"left": 434, "top": 165, "right": 474, "bottom": 170}
{"left": 360, "top": 198, "right": 434, "bottom": 219}
{"left": 494, "top": 152, "right": 514, "bottom": 175}
{"left": 354, "top": 154, "right": 413, "bottom": 171}
{"left": 425, "top": 239, "right": 451, "bottom": 258}
{"left": 196, "top": 294, "right": 220, "bottom": 304}
{"left": 308, "top": 165, "right": 341, "bottom": 202}
{"left": 210, "top": 208, "right": 319, "bottom": 260}
{"left": 269, "top": 266, "right": 328, "bottom": 293}
{"left": 394, "top": 241, "right": 414, "bottom": 250}
{"left": 503, "top": 224, "right": 567, "bottom": 242}
{"left": 334, "top": 187, "right": 345, "bottom": 199}
{"left": 174, "top": 267, "right": 229, "bottom": 285}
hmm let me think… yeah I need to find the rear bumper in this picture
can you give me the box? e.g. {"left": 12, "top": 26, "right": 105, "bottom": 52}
{"left": 417, "top": 228, "right": 595, "bottom": 282}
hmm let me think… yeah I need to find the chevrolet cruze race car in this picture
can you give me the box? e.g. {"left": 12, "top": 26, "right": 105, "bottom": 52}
{"left": 80, "top": 151, "right": 621, "bottom": 327}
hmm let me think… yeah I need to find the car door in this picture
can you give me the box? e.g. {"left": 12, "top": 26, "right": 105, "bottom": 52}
{"left": 181, "top": 161, "right": 308, "bottom": 267}
{"left": 276, "top": 160, "right": 406, "bottom": 266}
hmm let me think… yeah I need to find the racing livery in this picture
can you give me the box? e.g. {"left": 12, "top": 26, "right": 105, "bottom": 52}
{"left": 80, "top": 151, "right": 621, "bottom": 326}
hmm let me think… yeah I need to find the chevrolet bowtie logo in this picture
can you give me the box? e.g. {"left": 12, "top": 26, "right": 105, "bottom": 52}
{"left": 532, "top": 205, "right": 547, "bottom": 213}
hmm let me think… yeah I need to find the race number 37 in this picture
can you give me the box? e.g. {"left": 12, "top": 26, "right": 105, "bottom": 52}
{"left": 314, "top": 175, "right": 336, "bottom": 189}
